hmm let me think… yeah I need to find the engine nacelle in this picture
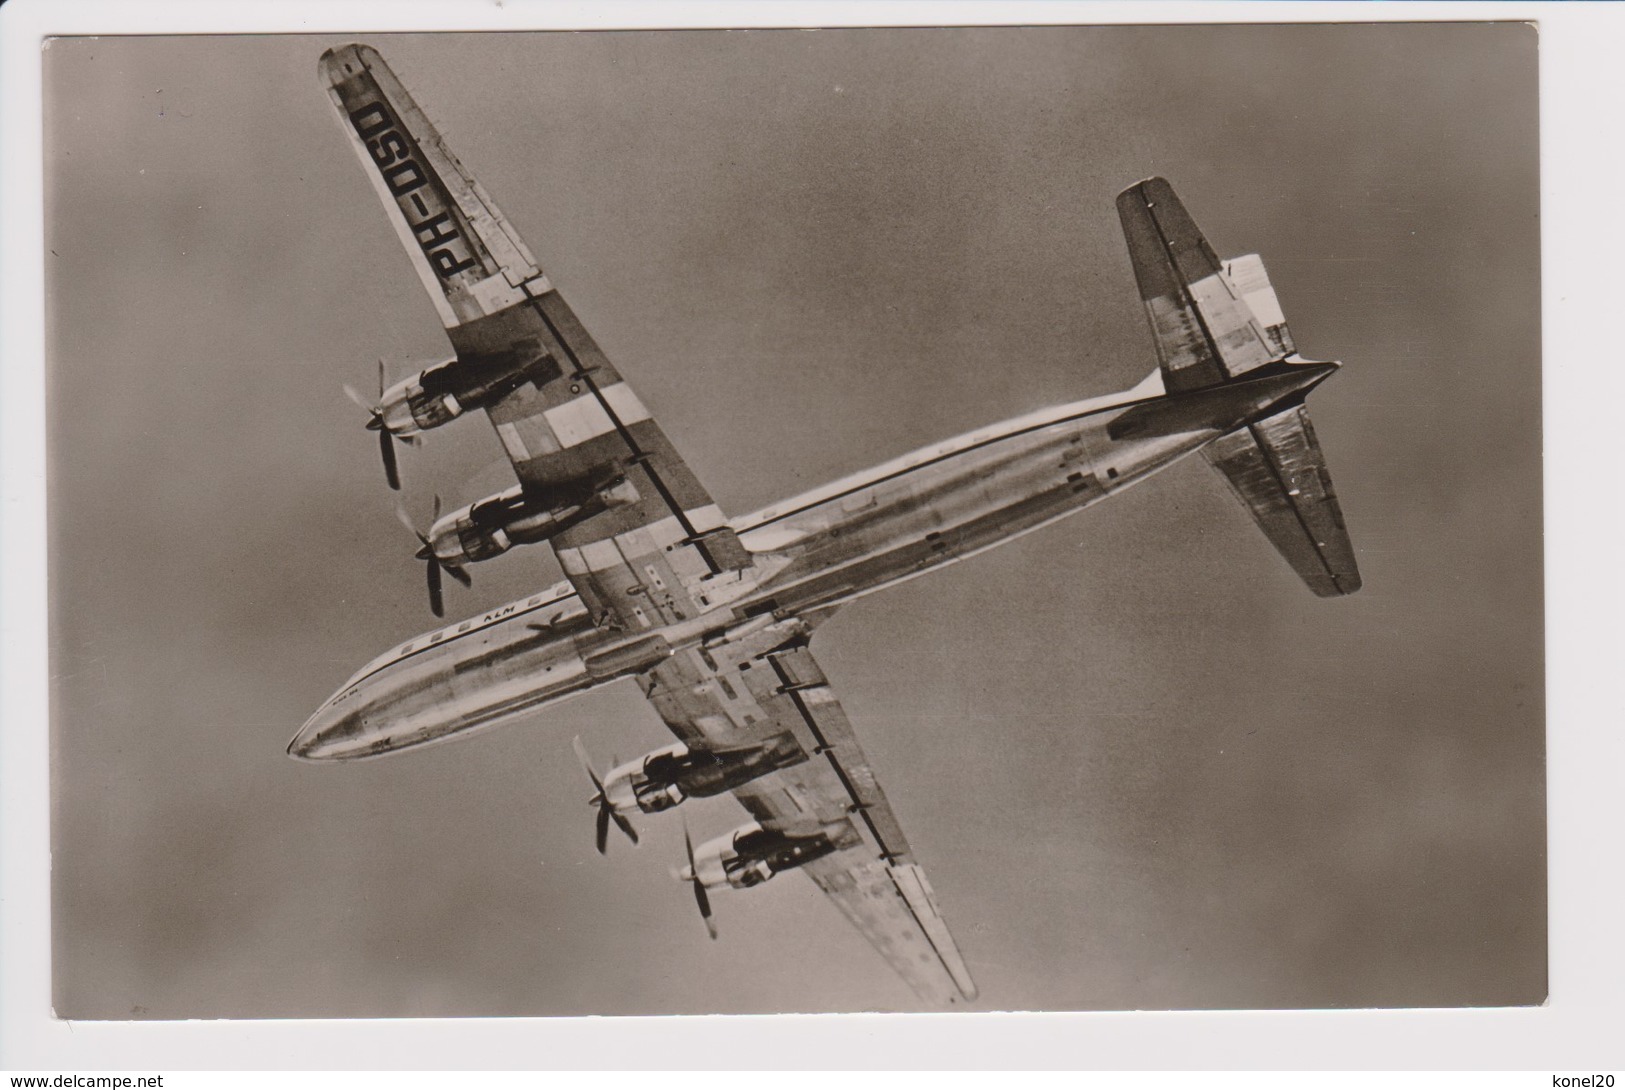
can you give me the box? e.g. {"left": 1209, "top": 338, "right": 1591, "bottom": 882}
{"left": 374, "top": 360, "right": 462, "bottom": 437}
{"left": 600, "top": 734, "right": 807, "bottom": 816}
{"left": 427, "top": 478, "right": 640, "bottom": 566}
{"left": 375, "top": 351, "right": 563, "bottom": 437}
{"left": 683, "top": 822, "right": 840, "bottom": 892}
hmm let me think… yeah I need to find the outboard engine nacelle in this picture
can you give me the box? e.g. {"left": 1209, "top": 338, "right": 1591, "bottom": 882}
{"left": 428, "top": 477, "right": 640, "bottom": 566}
{"left": 684, "top": 822, "right": 841, "bottom": 891}
{"left": 601, "top": 734, "right": 807, "bottom": 816}
{"left": 376, "top": 351, "right": 565, "bottom": 437}
{"left": 373, "top": 359, "right": 462, "bottom": 436}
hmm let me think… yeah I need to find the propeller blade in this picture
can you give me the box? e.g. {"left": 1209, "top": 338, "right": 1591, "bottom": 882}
{"left": 693, "top": 878, "right": 716, "bottom": 940}
{"left": 398, "top": 499, "right": 466, "bottom": 614}
{"left": 379, "top": 426, "right": 401, "bottom": 491}
{"left": 611, "top": 810, "right": 640, "bottom": 847}
{"left": 681, "top": 819, "right": 717, "bottom": 939}
{"left": 342, "top": 382, "right": 374, "bottom": 413}
{"left": 571, "top": 736, "right": 605, "bottom": 792}
{"left": 576, "top": 737, "right": 611, "bottom": 856}
{"left": 426, "top": 558, "right": 444, "bottom": 617}
{"left": 394, "top": 500, "right": 420, "bottom": 539}
{"left": 377, "top": 357, "right": 388, "bottom": 399}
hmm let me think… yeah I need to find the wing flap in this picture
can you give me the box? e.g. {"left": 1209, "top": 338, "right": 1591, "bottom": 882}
{"left": 641, "top": 624, "right": 977, "bottom": 1005}
{"left": 755, "top": 641, "right": 918, "bottom": 860}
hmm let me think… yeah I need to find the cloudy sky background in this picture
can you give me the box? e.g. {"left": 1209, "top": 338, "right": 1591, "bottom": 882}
{"left": 45, "top": 25, "right": 1541, "bottom": 1018}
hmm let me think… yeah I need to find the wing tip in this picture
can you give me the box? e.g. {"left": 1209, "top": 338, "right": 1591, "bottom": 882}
{"left": 1317, "top": 569, "right": 1363, "bottom": 597}
{"left": 317, "top": 43, "right": 363, "bottom": 86}
{"left": 317, "top": 42, "right": 383, "bottom": 88}
{"left": 1115, "top": 175, "right": 1173, "bottom": 209}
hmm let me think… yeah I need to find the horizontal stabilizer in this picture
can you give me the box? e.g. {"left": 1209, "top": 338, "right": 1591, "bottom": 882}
{"left": 1203, "top": 403, "right": 1361, "bottom": 597}
{"left": 1117, "top": 178, "right": 1285, "bottom": 393}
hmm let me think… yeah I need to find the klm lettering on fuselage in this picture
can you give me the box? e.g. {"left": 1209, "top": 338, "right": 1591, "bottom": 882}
{"left": 345, "top": 97, "right": 478, "bottom": 281}
{"left": 482, "top": 603, "right": 521, "bottom": 625}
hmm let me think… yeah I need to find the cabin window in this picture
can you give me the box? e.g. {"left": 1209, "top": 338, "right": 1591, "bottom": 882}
{"left": 399, "top": 644, "right": 413, "bottom": 655}
{"left": 458, "top": 622, "right": 472, "bottom": 633}
{"left": 528, "top": 597, "right": 541, "bottom": 607}
{"left": 430, "top": 633, "right": 443, "bottom": 644}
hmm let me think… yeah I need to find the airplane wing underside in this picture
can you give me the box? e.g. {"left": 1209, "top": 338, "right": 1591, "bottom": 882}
{"left": 644, "top": 622, "right": 979, "bottom": 1006}
{"left": 322, "top": 43, "right": 974, "bottom": 1006}
{"left": 320, "top": 43, "right": 753, "bottom": 626}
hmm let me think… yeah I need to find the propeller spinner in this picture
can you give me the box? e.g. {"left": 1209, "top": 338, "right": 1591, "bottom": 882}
{"left": 396, "top": 495, "right": 471, "bottom": 617}
{"left": 572, "top": 736, "right": 639, "bottom": 854}
{"left": 343, "top": 359, "right": 416, "bottom": 491}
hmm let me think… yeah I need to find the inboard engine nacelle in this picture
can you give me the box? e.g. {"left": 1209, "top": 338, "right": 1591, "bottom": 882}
{"left": 428, "top": 478, "right": 640, "bottom": 567}
{"left": 601, "top": 735, "right": 806, "bottom": 816}
{"left": 683, "top": 822, "right": 842, "bottom": 892}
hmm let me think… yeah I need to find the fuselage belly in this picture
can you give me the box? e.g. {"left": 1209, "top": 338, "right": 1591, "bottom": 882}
{"left": 291, "top": 363, "right": 1328, "bottom": 761}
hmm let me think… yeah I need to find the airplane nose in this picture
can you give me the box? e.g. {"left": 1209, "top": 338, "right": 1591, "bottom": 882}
{"left": 286, "top": 723, "right": 320, "bottom": 760}
{"left": 286, "top": 715, "right": 343, "bottom": 760}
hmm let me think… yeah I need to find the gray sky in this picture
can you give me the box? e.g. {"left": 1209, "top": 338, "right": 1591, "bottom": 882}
{"left": 46, "top": 25, "right": 1542, "bottom": 1018}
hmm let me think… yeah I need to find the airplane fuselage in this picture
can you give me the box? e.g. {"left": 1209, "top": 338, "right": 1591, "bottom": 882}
{"left": 290, "top": 361, "right": 1333, "bottom": 761}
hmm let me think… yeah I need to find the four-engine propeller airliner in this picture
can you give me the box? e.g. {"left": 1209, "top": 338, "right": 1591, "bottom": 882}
{"left": 290, "top": 44, "right": 1362, "bottom": 1006}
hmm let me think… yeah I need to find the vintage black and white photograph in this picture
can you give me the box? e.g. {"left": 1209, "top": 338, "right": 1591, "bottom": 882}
{"left": 40, "top": 22, "right": 1543, "bottom": 1021}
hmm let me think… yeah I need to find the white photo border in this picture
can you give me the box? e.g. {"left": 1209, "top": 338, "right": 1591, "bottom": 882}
{"left": 2, "top": 0, "right": 1616, "bottom": 1072}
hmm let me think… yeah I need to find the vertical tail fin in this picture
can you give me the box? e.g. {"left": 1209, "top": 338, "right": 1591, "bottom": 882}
{"left": 1117, "top": 177, "right": 1282, "bottom": 393}
{"left": 1116, "top": 178, "right": 1360, "bottom": 596}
